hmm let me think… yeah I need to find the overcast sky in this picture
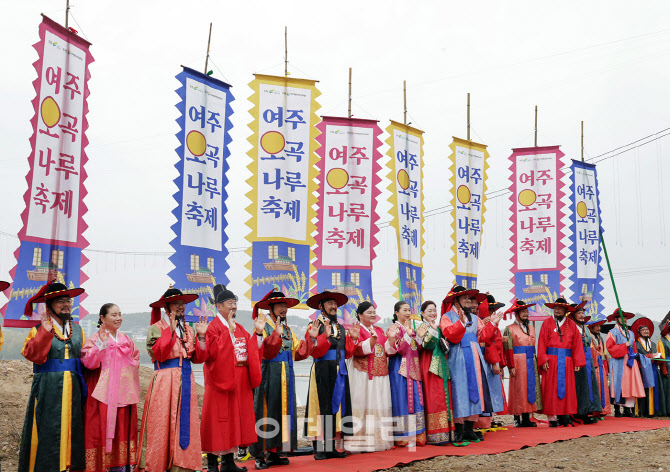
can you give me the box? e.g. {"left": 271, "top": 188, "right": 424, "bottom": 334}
{"left": 1, "top": 1, "right": 669, "bottom": 324}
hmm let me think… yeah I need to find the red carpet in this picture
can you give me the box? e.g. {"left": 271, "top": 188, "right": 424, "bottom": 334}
{"left": 283, "top": 417, "right": 670, "bottom": 471}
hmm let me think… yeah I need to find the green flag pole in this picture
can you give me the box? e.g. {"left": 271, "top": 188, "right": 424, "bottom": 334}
{"left": 581, "top": 121, "right": 627, "bottom": 336}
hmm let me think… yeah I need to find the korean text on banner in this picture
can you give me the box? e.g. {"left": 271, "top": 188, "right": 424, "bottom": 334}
{"left": 449, "top": 137, "right": 489, "bottom": 290}
{"left": 386, "top": 121, "right": 425, "bottom": 316}
{"left": 568, "top": 160, "right": 604, "bottom": 320}
{"left": 314, "top": 117, "right": 382, "bottom": 325}
{"left": 245, "top": 75, "right": 321, "bottom": 308}
{"left": 1, "top": 15, "right": 93, "bottom": 327}
{"left": 508, "top": 146, "right": 567, "bottom": 319}
{"left": 168, "top": 67, "right": 234, "bottom": 323}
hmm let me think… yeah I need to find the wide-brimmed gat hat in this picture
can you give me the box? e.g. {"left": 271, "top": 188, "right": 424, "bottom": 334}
{"left": 545, "top": 297, "right": 576, "bottom": 312}
{"left": 569, "top": 301, "right": 590, "bottom": 322}
{"left": 150, "top": 287, "right": 198, "bottom": 324}
{"left": 485, "top": 293, "right": 506, "bottom": 311}
{"left": 606, "top": 308, "right": 635, "bottom": 323}
{"left": 253, "top": 289, "right": 300, "bottom": 319}
{"left": 660, "top": 320, "right": 670, "bottom": 338}
{"left": 505, "top": 299, "right": 536, "bottom": 317}
{"left": 24, "top": 280, "right": 85, "bottom": 319}
{"left": 306, "top": 291, "right": 348, "bottom": 310}
{"left": 442, "top": 285, "right": 479, "bottom": 304}
{"left": 631, "top": 316, "right": 655, "bottom": 340}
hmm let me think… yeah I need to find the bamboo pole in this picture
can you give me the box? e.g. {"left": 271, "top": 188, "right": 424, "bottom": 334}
{"left": 284, "top": 26, "right": 288, "bottom": 77}
{"left": 204, "top": 22, "right": 212, "bottom": 74}
{"left": 403, "top": 80, "right": 407, "bottom": 125}
{"left": 348, "top": 67, "right": 352, "bottom": 118}
{"left": 534, "top": 106, "right": 538, "bottom": 147}
{"left": 467, "top": 93, "right": 471, "bottom": 141}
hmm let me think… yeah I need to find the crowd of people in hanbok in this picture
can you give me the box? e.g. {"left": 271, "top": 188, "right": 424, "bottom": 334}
{"left": 4, "top": 277, "right": 670, "bottom": 472}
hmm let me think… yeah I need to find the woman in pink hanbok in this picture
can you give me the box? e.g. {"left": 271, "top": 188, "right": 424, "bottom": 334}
{"left": 81, "top": 303, "right": 141, "bottom": 472}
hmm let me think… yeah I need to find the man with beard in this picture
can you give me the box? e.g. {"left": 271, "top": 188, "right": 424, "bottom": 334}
{"left": 587, "top": 317, "right": 611, "bottom": 417}
{"left": 632, "top": 317, "right": 665, "bottom": 417}
{"left": 18, "top": 281, "right": 86, "bottom": 472}
{"left": 569, "top": 302, "right": 601, "bottom": 424}
{"left": 200, "top": 285, "right": 262, "bottom": 472}
{"left": 439, "top": 286, "right": 501, "bottom": 445}
{"left": 503, "top": 299, "right": 542, "bottom": 427}
{"left": 250, "top": 290, "right": 320, "bottom": 469}
{"left": 304, "top": 291, "right": 359, "bottom": 460}
{"left": 606, "top": 309, "right": 645, "bottom": 417}
{"left": 536, "top": 297, "right": 586, "bottom": 427}
{"left": 138, "top": 287, "right": 207, "bottom": 472}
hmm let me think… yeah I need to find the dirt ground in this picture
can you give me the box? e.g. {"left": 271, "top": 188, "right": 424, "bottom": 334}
{"left": 1, "top": 359, "right": 669, "bottom": 472}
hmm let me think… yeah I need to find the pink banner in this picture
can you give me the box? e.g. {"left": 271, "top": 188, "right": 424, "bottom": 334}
{"left": 508, "top": 145, "right": 567, "bottom": 320}
{"left": 313, "top": 117, "right": 382, "bottom": 325}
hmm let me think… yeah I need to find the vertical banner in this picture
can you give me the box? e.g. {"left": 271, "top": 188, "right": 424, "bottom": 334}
{"left": 508, "top": 146, "right": 567, "bottom": 318}
{"left": 448, "top": 137, "right": 489, "bottom": 289}
{"left": 386, "top": 121, "right": 425, "bottom": 316}
{"left": 168, "top": 67, "right": 233, "bottom": 322}
{"left": 314, "top": 117, "right": 382, "bottom": 325}
{"left": 245, "top": 75, "right": 320, "bottom": 307}
{"left": 1, "top": 16, "right": 93, "bottom": 327}
{"left": 568, "top": 160, "right": 604, "bottom": 320}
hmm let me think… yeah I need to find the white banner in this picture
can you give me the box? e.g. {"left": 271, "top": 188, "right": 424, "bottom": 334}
{"left": 321, "top": 123, "right": 374, "bottom": 267}
{"left": 26, "top": 30, "right": 87, "bottom": 242}
{"left": 180, "top": 77, "right": 229, "bottom": 251}
{"left": 573, "top": 165, "right": 600, "bottom": 279}
{"left": 255, "top": 83, "right": 312, "bottom": 241}
{"left": 453, "top": 142, "right": 485, "bottom": 276}
{"left": 514, "top": 152, "right": 559, "bottom": 271}
{"left": 392, "top": 129, "right": 422, "bottom": 265}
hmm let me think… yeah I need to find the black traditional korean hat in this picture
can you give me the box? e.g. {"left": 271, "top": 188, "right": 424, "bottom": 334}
{"left": 306, "top": 290, "right": 348, "bottom": 310}
{"left": 208, "top": 284, "right": 238, "bottom": 305}
{"left": 606, "top": 308, "right": 635, "bottom": 322}
{"left": 253, "top": 289, "right": 299, "bottom": 319}
{"left": 631, "top": 316, "right": 654, "bottom": 341}
{"left": 545, "top": 297, "right": 576, "bottom": 312}
{"left": 0, "top": 281, "right": 9, "bottom": 292}
{"left": 24, "top": 280, "right": 85, "bottom": 318}
{"left": 149, "top": 286, "right": 198, "bottom": 324}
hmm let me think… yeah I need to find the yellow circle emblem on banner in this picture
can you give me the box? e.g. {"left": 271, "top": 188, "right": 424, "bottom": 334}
{"left": 518, "top": 189, "right": 537, "bottom": 207}
{"left": 186, "top": 130, "right": 207, "bottom": 156}
{"left": 40, "top": 96, "right": 60, "bottom": 128}
{"left": 260, "top": 131, "right": 286, "bottom": 155}
{"left": 397, "top": 169, "right": 410, "bottom": 190}
{"left": 577, "top": 201, "right": 588, "bottom": 218}
{"left": 327, "top": 168, "right": 349, "bottom": 189}
{"left": 457, "top": 185, "right": 471, "bottom": 204}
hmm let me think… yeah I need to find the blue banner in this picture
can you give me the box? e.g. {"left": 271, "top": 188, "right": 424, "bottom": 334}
{"left": 568, "top": 160, "right": 604, "bottom": 320}
{"left": 168, "top": 67, "right": 233, "bottom": 322}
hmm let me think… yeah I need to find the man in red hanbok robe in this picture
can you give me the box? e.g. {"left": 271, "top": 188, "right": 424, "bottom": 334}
{"left": 200, "top": 285, "right": 262, "bottom": 472}
{"left": 474, "top": 293, "right": 508, "bottom": 429}
{"left": 536, "top": 297, "right": 586, "bottom": 427}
